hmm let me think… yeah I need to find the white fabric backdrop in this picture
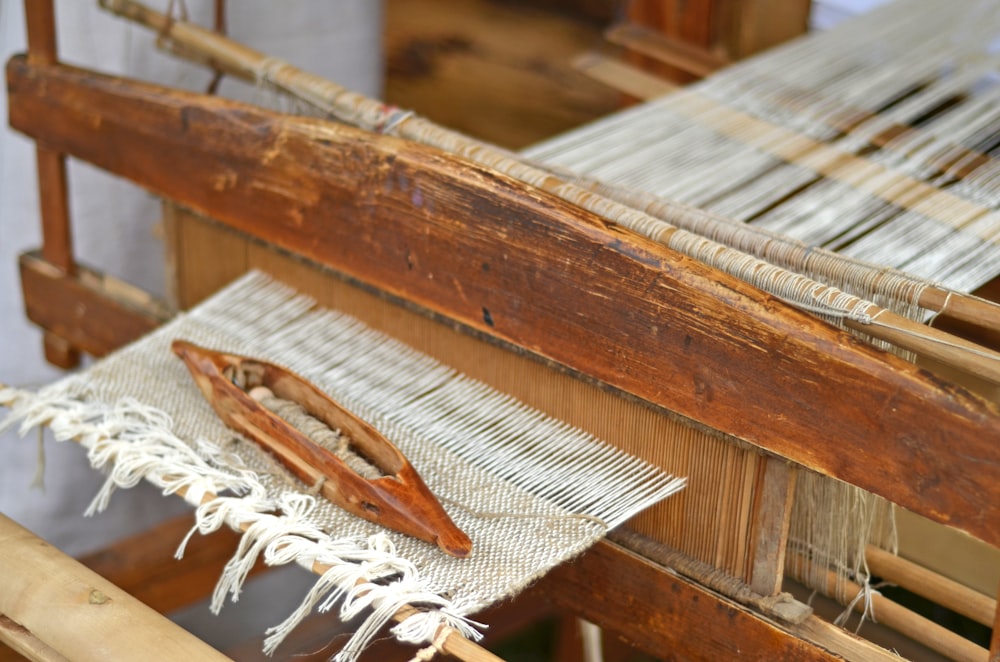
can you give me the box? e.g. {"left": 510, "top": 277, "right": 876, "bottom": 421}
{"left": 0, "top": 0, "right": 382, "bottom": 577}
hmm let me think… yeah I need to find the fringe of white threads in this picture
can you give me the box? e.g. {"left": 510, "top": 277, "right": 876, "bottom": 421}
{"left": 0, "top": 385, "right": 479, "bottom": 662}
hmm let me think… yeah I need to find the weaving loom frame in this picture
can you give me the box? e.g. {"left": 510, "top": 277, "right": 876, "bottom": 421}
{"left": 3, "top": 1, "right": 1000, "bottom": 660}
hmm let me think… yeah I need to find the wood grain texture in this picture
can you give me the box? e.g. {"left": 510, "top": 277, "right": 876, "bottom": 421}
{"left": 0, "top": 515, "right": 231, "bottom": 662}
{"left": 544, "top": 539, "right": 868, "bottom": 661}
{"left": 748, "top": 459, "right": 797, "bottom": 596}
{"left": 8, "top": 57, "right": 1000, "bottom": 549}
{"left": 20, "top": 251, "right": 170, "bottom": 358}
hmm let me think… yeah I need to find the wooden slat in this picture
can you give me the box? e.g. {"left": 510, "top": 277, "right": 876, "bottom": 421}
{"left": 19, "top": 251, "right": 171, "bottom": 358}
{"left": 8, "top": 57, "right": 1000, "bottom": 549}
{"left": 748, "top": 458, "right": 797, "bottom": 596}
{"left": 571, "top": 51, "right": 677, "bottom": 100}
{"left": 543, "top": 539, "right": 891, "bottom": 661}
{"left": 606, "top": 22, "right": 728, "bottom": 78}
{"left": 0, "top": 515, "right": 231, "bottom": 662}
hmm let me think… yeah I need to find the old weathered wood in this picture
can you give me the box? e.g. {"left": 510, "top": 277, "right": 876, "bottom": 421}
{"left": 19, "top": 251, "right": 171, "bottom": 358}
{"left": 171, "top": 341, "right": 472, "bottom": 557}
{"left": 543, "top": 539, "right": 891, "bottom": 661}
{"left": 748, "top": 458, "right": 797, "bottom": 597}
{"left": 0, "top": 515, "right": 232, "bottom": 662}
{"left": 8, "top": 58, "right": 1000, "bottom": 549}
{"left": 25, "top": 0, "right": 80, "bottom": 370}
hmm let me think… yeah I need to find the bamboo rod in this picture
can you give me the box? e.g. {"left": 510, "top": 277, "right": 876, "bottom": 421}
{"left": 0, "top": 615, "right": 69, "bottom": 662}
{"left": 789, "top": 552, "right": 989, "bottom": 662}
{"left": 990, "top": 588, "right": 999, "bottom": 662}
{"left": 865, "top": 545, "right": 996, "bottom": 628}
{"left": 97, "top": 0, "right": 1000, "bottom": 386}
{"left": 0, "top": 515, "right": 232, "bottom": 662}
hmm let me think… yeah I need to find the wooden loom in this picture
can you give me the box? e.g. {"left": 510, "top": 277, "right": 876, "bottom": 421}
{"left": 3, "top": 1, "right": 1000, "bottom": 660}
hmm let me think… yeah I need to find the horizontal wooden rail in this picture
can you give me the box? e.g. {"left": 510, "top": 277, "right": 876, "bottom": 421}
{"left": 20, "top": 251, "right": 171, "bottom": 357}
{"left": 7, "top": 56, "right": 1000, "bottom": 548}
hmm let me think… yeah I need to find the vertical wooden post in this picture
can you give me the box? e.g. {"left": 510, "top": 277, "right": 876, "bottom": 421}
{"left": 24, "top": 0, "right": 80, "bottom": 368}
{"left": 748, "top": 457, "right": 798, "bottom": 596}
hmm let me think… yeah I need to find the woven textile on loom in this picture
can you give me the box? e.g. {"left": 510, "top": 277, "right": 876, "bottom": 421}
{"left": 0, "top": 271, "right": 685, "bottom": 660}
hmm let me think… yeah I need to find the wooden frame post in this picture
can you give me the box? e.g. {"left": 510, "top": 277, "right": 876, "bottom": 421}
{"left": 748, "top": 457, "right": 798, "bottom": 596}
{"left": 24, "top": 0, "right": 79, "bottom": 368}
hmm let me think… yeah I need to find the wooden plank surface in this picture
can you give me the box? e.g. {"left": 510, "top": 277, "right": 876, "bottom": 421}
{"left": 8, "top": 57, "right": 1000, "bottom": 549}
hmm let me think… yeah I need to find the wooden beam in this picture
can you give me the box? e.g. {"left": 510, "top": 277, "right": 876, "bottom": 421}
{"left": 8, "top": 58, "right": 1000, "bottom": 548}
{"left": 19, "top": 251, "right": 172, "bottom": 358}
{"left": 0, "top": 514, "right": 232, "bottom": 662}
{"left": 543, "top": 539, "right": 893, "bottom": 661}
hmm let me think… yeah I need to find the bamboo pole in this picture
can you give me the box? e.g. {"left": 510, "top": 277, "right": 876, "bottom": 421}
{"left": 865, "top": 545, "right": 996, "bottom": 628}
{"left": 0, "top": 515, "right": 232, "bottom": 662}
{"left": 788, "top": 552, "right": 989, "bottom": 662}
{"left": 98, "top": 0, "right": 1000, "bottom": 386}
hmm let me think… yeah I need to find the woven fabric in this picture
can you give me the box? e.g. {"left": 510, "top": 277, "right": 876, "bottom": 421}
{"left": 1, "top": 271, "right": 683, "bottom": 660}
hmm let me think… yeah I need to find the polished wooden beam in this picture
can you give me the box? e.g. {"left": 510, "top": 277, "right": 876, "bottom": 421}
{"left": 8, "top": 57, "right": 1000, "bottom": 548}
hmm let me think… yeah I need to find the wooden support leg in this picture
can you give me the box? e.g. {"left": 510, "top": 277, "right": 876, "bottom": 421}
{"left": 749, "top": 456, "right": 797, "bottom": 596}
{"left": 24, "top": 0, "right": 81, "bottom": 369}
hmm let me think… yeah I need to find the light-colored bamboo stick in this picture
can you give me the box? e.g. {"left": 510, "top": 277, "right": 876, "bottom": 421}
{"left": 98, "top": 0, "right": 1000, "bottom": 386}
{"left": 865, "top": 545, "right": 996, "bottom": 628}
{"left": 0, "top": 514, "right": 233, "bottom": 662}
{"left": 789, "top": 552, "right": 989, "bottom": 662}
{"left": 0, "top": 615, "right": 69, "bottom": 662}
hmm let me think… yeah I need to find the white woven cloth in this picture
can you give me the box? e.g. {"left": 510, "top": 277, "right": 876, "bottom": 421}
{"left": 1, "top": 271, "right": 684, "bottom": 660}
